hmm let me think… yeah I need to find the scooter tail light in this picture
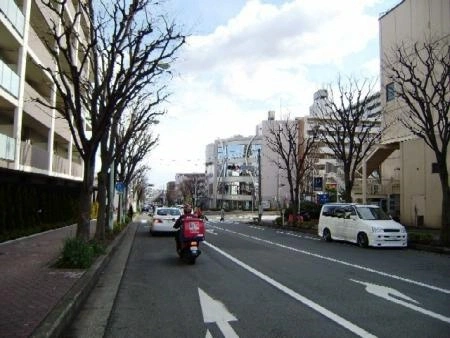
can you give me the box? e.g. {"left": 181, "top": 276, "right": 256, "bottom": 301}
{"left": 190, "top": 241, "right": 198, "bottom": 246}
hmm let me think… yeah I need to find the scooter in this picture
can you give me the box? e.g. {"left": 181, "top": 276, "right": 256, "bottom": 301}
{"left": 176, "top": 216, "right": 205, "bottom": 265}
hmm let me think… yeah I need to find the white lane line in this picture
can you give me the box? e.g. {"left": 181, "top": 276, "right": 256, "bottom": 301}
{"left": 210, "top": 226, "right": 450, "bottom": 295}
{"left": 204, "top": 241, "right": 377, "bottom": 338}
{"left": 276, "top": 230, "right": 320, "bottom": 241}
{"left": 248, "top": 226, "right": 265, "bottom": 231}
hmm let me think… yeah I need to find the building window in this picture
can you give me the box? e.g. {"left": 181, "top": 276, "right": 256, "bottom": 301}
{"left": 386, "top": 82, "right": 395, "bottom": 102}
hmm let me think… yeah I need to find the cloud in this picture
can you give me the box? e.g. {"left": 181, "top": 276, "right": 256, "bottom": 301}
{"left": 148, "top": 0, "right": 387, "bottom": 186}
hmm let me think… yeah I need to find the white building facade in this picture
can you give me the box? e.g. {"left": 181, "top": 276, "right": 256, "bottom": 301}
{"left": 377, "top": 0, "right": 450, "bottom": 228}
{"left": 0, "top": 0, "right": 87, "bottom": 180}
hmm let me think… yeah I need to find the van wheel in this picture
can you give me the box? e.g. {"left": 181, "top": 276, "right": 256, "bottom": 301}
{"left": 357, "top": 233, "right": 369, "bottom": 248}
{"left": 323, "top": 228, "right": 332, "bottom": 242}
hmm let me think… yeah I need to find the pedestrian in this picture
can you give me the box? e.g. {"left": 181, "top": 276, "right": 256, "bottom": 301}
{"left": 220, "top": 208, "right": 225, "bottom": 222}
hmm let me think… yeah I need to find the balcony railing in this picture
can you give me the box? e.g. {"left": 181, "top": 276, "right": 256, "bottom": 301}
{"left": 52, "top": 153, "right": 70, "bottom": 175}
{"left": 71, "top": 161, "right": 83, "bottom": 178}
{"left": 0, "top": 59, "right": 20, "bottom": 97}
{"left": 352, "top": 179, "right": 401, "bottom": 196}
{"left": 0, "top": 1, "right": 25, "bottom": 36}
{"left": 0, "top": 133, "right": 15, "bottom": 161}
{"left": 20, "top": 142, "right": 49, "bottom": 171}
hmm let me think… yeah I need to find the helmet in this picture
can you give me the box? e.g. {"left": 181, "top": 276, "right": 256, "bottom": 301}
{"left": 183, "top": 204, "right": 192, "bottom": 214}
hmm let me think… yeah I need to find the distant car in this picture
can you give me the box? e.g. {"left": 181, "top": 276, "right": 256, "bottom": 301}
{"left": 318, "top": 203, "right": 407, "bottom": 248}
{"left": 150, "top": 207, "right": 182, "bottom": 235}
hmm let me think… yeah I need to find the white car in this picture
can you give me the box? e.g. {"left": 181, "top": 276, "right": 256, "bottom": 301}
{"left": 318, "top": 203, "right": 407, "bottom": 248}
{"left": 150, "top": 207, "right": 182, "bottom": 235}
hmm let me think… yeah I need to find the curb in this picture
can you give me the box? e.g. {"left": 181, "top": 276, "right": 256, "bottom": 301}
{"left": 30, "top": 225, "right": 130, "bottom": 338}
{"left": 408, "top": 243, "right": 450, "bottom": 255}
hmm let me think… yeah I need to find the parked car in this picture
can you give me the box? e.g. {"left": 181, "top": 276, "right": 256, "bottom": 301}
{"left": 150, "top": 207, "right": 182, "bottom": 235}
{"left": 317, "top": 203, "right": 407, "bottom": 248}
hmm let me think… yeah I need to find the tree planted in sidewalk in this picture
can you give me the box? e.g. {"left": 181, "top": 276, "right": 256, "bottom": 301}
{"left": 383, "top": 39, "right": 450, "bottom": 245}
{"left": 264, "top": 117, "right": 318, "bottom": 214}
{"left": 35, "top": 0, "right": 185, "bottom": 241}
{"left": 114, "top": 126, "right": 158, "bottom": 225}
{"left": 311, "top": 76, "right": 382, "bottom": 202}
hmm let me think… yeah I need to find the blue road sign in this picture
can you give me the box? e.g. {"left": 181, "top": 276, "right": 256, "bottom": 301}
{"left": 115, "top": 182, "right": 125, "bottom": 193}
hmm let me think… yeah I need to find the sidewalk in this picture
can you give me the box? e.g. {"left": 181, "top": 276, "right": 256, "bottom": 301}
{"left": 0, "top": 225, "right": 81, "bottom": 337}
{"left": 0, "top": 223, "right": 129, "bottom": 338}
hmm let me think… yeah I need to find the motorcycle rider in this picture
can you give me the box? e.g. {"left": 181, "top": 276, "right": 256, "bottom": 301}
{"left": 173, "top": 204, "right": 192, "bottom": 252}
{"left": 194, "top": 206, "right": 208, "bottom": 221}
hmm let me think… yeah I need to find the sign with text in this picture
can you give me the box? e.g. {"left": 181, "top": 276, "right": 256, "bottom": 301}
{"left": 313, "top": 177, "right": 323, "bottom": 191}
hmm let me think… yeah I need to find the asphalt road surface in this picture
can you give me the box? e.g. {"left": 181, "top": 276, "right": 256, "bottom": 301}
{"left": 93, "top": 217, "right": 450, "bottom": 337}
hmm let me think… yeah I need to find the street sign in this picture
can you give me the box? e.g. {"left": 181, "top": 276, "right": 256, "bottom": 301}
{"left": 313, "top": 176, "right": 323, "bottom": 191}
{"left": 115, "top": 182, "right": 125, "bottom": 193}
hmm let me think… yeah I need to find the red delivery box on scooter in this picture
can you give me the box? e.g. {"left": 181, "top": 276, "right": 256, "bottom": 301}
{"left": 182, "top": 216, "right": 205, "bottom": 240}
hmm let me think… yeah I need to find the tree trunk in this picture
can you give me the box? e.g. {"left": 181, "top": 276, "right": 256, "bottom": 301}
{"left": 439, "top": 173, "right": 450, "bottom": 246}
{"left": 76, "top": 156, "right": 96, "bottom": 241}
{"left": 95, "top": 170, "right": 107, "bottom": 240}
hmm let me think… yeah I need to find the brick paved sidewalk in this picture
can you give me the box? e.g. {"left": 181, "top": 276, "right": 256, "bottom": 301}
{"left": 0, "top": 225, "right": 83, "bottom": 338}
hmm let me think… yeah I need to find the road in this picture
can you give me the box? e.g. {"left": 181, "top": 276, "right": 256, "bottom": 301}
{"left": 84, "top": 216, "right": 450, "bottom": 337}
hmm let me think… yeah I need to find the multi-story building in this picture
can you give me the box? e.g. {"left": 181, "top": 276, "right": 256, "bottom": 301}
{"left": 205, "top": 134, "right": 264, "bottom": 210}
{"left": 370, "top": 0, "right": 449, "bottom": 228}
{"left": 306, "top": 89, "right": 383, "bottom": 204}
{"left": 0, "top": 1, "right": 86, "bottom": 182}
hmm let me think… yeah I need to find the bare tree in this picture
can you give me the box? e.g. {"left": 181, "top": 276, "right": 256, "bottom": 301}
{"left": 132, "top": 168, "right": 151, "bottom": 212}
{"left": 384, "top": 39, "right": 450, "bottom": 245}
{"left": 265, "top": 117, "right": 318, "bottom": 214}
{"left": 311, "top": 77, "right": 382, "bottom": 202}
{"left": 96, "top": 93, "right": 164, "bottom": 239}
{"left": 115, "top": 127, "right": 158, "bottom": 224}
{"left": 36, "top": 0, "right": 185, "bottom": 240}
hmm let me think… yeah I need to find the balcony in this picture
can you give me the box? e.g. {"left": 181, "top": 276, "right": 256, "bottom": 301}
{"left": 0, "top": 58, "right": 19, "bottom": 98}
{"left": 0, "top": 132, "right": 15, "bottom": 161}
{"left": 20, "top": 142, "right": 49, "bottom": 172}
{"left": 352, "top": 179, "right": 401, "bottom": 196}
{"left": 27, "top": 26, "right": 54, "bottom": 70}
{"left": 216, "top": 193, "right": 253, "bottom": 202}
{"left": 0, "top": 1, "right": 25, "bottom": 36}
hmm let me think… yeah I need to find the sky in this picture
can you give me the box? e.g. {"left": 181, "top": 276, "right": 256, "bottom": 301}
{"left": 146, "top": 0, "right": 401, "bottom": 189}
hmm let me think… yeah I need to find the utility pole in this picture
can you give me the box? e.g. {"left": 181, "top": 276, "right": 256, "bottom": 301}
{"left": 258, "top": 149, "right": 262, "bottom": 224}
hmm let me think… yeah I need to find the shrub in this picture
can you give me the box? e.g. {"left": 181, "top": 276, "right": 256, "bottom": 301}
{"left": 56, "top": 237, "right": 105, "bottom": 269}
{"left": 408, "top": 232, "right": 434, "bottom": 245}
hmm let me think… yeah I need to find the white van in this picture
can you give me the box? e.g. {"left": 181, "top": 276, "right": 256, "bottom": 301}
{"left": 317, "top": 203, "right": 407, "bottom": 248}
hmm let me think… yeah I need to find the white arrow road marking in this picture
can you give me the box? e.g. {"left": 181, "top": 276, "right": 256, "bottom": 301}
{"left": 214, "top": 227, "right": 450, "bottom": 295}
{"left": 351, "top": 279, "right": 450, "bottom": 324}
{"left": 198, "top": 288, "right": 239, "bottom": 338}
{"left": 204, "top": 242, "right": 376, "bottom": 338}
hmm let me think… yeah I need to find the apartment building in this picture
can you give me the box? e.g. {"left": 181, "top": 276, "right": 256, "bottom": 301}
{"left": 0, "top": 0, "right": 87, "bottom": 183}
{"left": 375, "top": 0, "right": 450, "bottom": 228}
{"left": 306, "top": 89, "right": 383, "bottom": 204}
